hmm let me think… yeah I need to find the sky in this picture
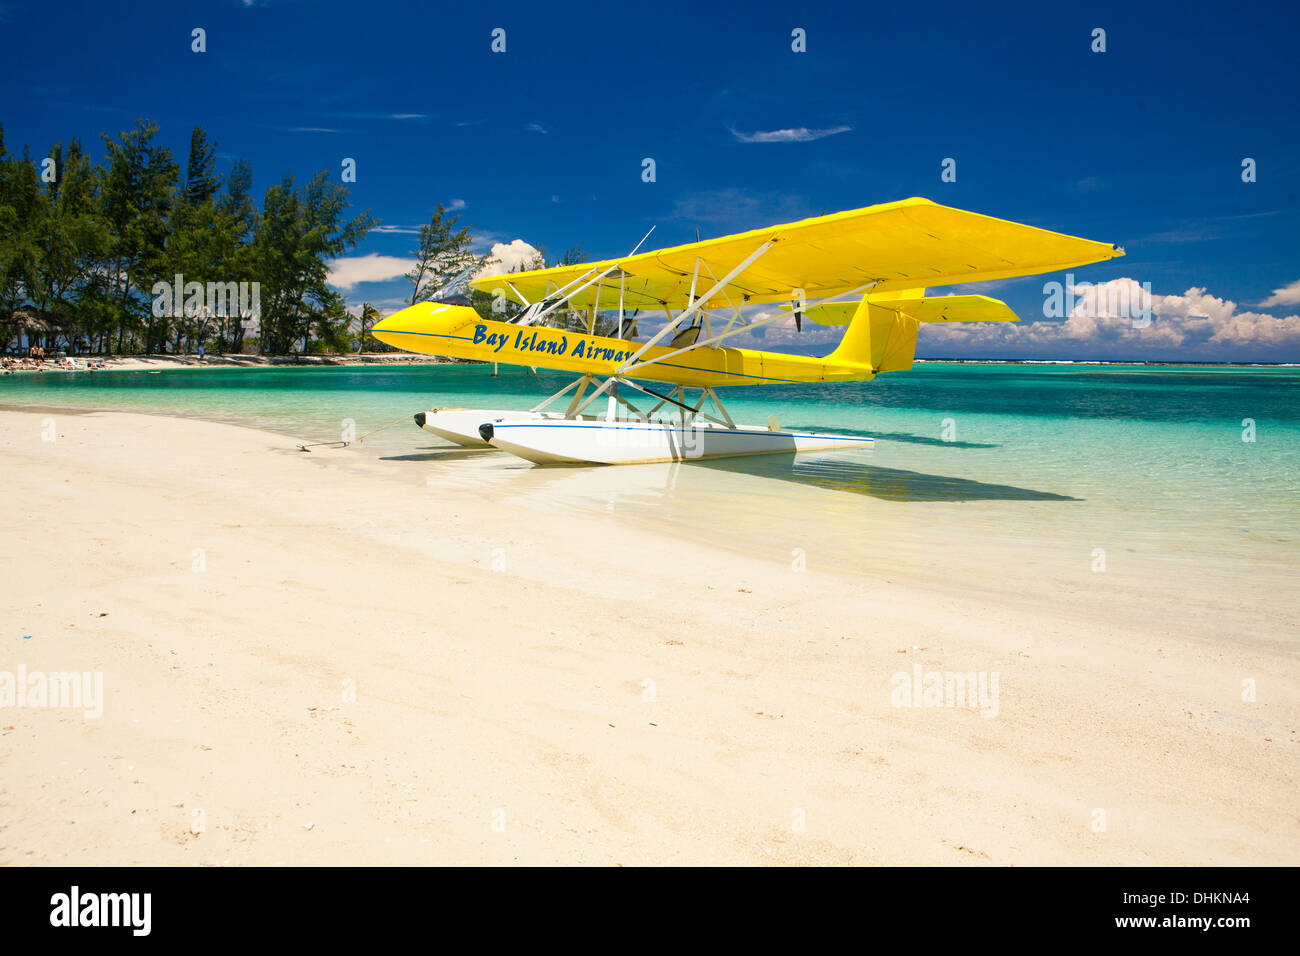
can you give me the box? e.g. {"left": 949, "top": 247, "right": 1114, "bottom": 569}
{"left": 2, "top": 0, "right": 1299, "bottom": 361}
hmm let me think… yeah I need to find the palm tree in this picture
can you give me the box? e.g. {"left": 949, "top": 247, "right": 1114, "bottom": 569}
{"left": 357, "top": 302, "right": 382, "bottom": 353}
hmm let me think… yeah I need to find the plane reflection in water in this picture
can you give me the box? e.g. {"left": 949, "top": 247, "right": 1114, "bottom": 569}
{"left": 695, "top": 455, "right": 1077, "bottom": 503}
{"left": 403, "top": 439, "right": 1076, "bottom": 511}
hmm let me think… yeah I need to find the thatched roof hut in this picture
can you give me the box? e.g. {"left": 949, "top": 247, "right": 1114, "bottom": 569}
{"left": 5, "top": 306, "right": 76, "bottom": 333}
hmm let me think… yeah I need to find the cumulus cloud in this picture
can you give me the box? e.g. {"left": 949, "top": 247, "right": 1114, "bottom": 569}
{"left": 721, "top": 278, "right": 1300, "bottom": 362}
{"left": 730, "top": 125, "right": 851, "bottom": 143}
{"left": 917, "top": 279, "right": 1300, "bottom": 361}
{"left": 326, "top": 254, "right": 412, "bottom": 289}
{"left": 475, "top": 239, "right": 544, "bottom": 278}
{"left": 330, "top": 236, "right": 542, "bottom": 293}
{"left": 1260, "top": 278, "right": 1300, "bottom": 308}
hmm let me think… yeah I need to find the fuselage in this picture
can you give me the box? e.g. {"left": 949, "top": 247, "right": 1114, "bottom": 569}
{"left": 370, "top": 303, "right": 875, "bottom": 388}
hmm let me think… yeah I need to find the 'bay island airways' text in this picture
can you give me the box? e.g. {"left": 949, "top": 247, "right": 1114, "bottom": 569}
{"left": 474, "top": 325, "right": 639, "bottom": 363}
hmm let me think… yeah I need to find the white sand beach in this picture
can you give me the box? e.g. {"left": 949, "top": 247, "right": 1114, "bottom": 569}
{"left": 1, "top": 353, "right": 456, "bottom": 375}
{"left": 1, "top": 408, "right": 1296, "bottom": 866}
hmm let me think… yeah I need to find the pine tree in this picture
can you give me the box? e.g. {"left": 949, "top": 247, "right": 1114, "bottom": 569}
{"left": 100, "top": 119, "right": 178, "bottom": 353}
{"left": 406, "top": 204, "right": 481, "bottom": 305}
{"left": 182, "top": 127, "right": 221, "bottom": 205}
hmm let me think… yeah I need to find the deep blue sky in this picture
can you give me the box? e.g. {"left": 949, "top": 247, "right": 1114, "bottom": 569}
{"left": 3, "top": 0, "right": 1298, "bottom": 359}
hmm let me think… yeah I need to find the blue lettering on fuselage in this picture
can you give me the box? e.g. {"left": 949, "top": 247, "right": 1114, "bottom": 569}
{"left": 474, "top": 325, "right": 619, "bottom": 362}
{"left": 472, "top": 324, "right": 510, "bottom": 353}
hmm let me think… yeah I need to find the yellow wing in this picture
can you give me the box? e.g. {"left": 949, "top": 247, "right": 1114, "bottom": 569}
{"left": 470, "top": 197, "right": 1122, "bottom": 311}
{"left": 801, "top": 293, "right": 1020, "bottom": 326}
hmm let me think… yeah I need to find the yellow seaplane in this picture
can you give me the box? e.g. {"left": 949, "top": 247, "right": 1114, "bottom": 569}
{"left": 371, "top": 197, "right": 1122, "bottom": 464}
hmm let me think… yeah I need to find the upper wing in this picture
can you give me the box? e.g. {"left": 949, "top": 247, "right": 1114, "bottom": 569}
{"left": 469, "top": 197, "right": 1122, "bottom": 312}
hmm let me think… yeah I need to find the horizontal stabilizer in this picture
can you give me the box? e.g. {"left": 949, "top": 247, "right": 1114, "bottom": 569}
{"left": 797, "top": 293, "right": 1020, "bottom": 326}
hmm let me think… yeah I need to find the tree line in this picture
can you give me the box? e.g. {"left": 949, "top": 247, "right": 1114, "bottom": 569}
{"left": 0, "top": 117, "right": 613, "bottom": 357}
{"left": 0, "top": 119, "right": 379, "bottom": 355}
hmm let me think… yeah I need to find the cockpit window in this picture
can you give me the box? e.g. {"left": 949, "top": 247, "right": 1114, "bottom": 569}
{"left": 429, "top": 265, "right": 477, "bottom": 305}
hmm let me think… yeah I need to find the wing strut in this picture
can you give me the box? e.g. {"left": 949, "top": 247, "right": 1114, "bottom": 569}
{"left": 614, "top": 239, "right": 776, "bottom": 374}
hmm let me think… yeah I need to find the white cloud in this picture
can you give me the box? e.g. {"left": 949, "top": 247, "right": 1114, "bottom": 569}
{"left": 719, "top": 278, "right": 1300, "bottom": 362}
{"left": 917, "top": 278, "right": 1300, "bottom": 360}
{"left": 476, "top": 239, "right": 543, "bottom": 278}
{"left": 730, "top": 125, "right": 851, "bottom": 143}
{"left": 327, "top": 111, "right": 428, "bottom": 121}
{"left": 447, "top": 199, "right": 466, "bottom": 212}
{"left": 345, "top": 297, "right": 412, "bottom": 318}
{"left": 525, "top": 122, "right": 548, "bottom": 134}
{"left": 327, "top": 254, "right": 412, "bottom": 289}
{"left": 1260, "top": 278, "right": 1300, "bottom": 308}
{"left": 254, "top": 122, "right": 347, "bottom": 134}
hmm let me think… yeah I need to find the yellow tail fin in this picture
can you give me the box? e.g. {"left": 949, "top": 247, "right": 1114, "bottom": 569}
{"left": 827, "top": 297, "right": 921, "bottom": 373}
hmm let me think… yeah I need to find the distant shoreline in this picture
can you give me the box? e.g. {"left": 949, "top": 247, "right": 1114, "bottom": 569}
{"left": 1, "top": 352, "right": 467, "bottom": 374}
{"left": 2, "top": 353, "right": 1296, "bottom": 376}
{"left": 913, "top": 359, "right": 1300, "bottom": 368}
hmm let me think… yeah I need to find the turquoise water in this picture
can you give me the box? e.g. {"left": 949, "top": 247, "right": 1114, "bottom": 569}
{"left": 4, "top": 363, "right": 1298, "bottom": 586}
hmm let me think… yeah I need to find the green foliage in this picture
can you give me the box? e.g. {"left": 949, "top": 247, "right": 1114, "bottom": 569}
{"left": 251, "top": 170, "right": 374, "bottom": 354}
{"left": 309, "top": 289, "right": 358, "bottom": 354}
{"left": 0, "top": 154, "right": 36, "bottom": 349}
{"left": 406, "top": 203, "right": 486, "bottom": 306}
{"left": 356, "top": 302, "right": 389, "bottom": 352}
{"left": 182, "top": 127, "right": 221, "bottom": 205}
{"left": 0, "top": 119, "right": 375, "bottom": 356}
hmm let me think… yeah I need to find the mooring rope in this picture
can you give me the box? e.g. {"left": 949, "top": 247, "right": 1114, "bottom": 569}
{"left": 357, "top": 412, "right": 417, "bottom": 442}
{"left": 296, "top": 411, "right": 418, "bottom": 452}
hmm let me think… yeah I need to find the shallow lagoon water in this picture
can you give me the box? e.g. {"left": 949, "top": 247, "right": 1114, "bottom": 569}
{"left": 5, "top": 362, "right": 1297, "bottom": 596}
